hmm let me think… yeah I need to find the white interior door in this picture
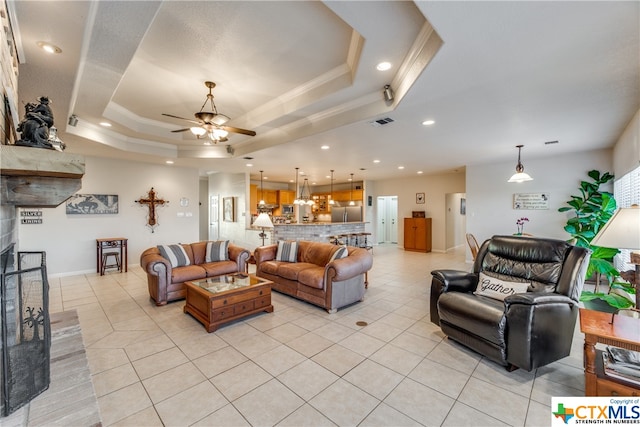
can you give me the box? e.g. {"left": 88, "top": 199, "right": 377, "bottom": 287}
{"left": 209, "top": 195, "right": 219, "bottom": 241}
{"left": 389, "top": 196, "right": 398, "bottom": 243}
{"left": 376, "top": 196, "right": 398, "bottom": 244}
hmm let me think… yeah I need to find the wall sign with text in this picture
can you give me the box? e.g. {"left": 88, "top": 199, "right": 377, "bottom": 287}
{"left": 513, "top": 193, "right": 549, "bottom": 210}
{"left": 21, "top": 209, "right": 43, "bottom": 224}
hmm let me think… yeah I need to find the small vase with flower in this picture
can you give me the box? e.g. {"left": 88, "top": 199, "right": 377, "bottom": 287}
{"left": 515, "top": 217, "right": 529, "bottom": 235}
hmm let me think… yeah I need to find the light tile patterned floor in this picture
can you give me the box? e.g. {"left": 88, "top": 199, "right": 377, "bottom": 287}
{"left": 46, "top": 244, "right": 586, "bottom": 426}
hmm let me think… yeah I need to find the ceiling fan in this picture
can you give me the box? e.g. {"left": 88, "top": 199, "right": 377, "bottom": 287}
{"left": 162, "top": 81, "right": 256, "bottom": 144}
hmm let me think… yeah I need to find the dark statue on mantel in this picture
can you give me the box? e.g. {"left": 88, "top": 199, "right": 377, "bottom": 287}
{"left": 16, "top": 96, "right": 64, "bottom": 150}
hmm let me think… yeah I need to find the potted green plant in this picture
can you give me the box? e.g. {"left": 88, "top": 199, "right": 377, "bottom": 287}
{"left": 558, "top": 170, "right": 634, "bottom": 311}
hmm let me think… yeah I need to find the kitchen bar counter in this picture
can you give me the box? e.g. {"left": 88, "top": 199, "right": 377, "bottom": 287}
{"left": 273, "top": 222, "right": 367, "bottom": 243}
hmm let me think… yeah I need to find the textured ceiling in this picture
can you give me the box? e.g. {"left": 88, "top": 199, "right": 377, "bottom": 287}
{"left": 9, "top": 1, "right": 640, "bottom": 185}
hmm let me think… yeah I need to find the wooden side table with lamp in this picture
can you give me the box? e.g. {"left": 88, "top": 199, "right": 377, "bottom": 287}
{"left": 580, "top": 204, "right": 640, "bottom": 396}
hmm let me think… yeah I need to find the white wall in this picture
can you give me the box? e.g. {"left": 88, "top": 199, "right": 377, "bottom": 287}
{"left": 198, "top": 178, "right": 208, "bottom": 241}
{"left": 373, "top": 172, "right": 466, "bottom": 252}
{"left": 208, "top": 172, "right": 263, "bottom": 251}
{"left": 466, "top": 148, "right": 613, "bottom": 254}
{"left": 613, "top": 109, "right": 640, "bottom": 177}
{"left": 18, "top": 156, "right": 200, "bottom": 275}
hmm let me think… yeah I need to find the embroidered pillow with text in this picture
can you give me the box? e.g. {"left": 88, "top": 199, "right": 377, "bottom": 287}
{"left": 474, "top": 272, "right": 529, "bottom": 301}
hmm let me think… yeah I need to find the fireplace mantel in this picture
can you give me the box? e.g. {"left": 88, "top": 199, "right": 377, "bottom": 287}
{"left": 0, "top": 145, "right": 85, "bottom": 207}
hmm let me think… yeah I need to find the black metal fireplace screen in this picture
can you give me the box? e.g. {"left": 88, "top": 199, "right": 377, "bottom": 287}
{"left": 0, "top": 249, "right": 50, "bottom": 416}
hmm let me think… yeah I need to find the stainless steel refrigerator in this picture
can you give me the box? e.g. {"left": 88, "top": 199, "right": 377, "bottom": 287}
{"left": 331, "top": 206, "right": 362, "bottom": 222}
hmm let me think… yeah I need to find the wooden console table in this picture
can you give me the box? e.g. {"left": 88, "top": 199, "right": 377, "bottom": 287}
{"left": 96, "top": 238, "right": 128, "bottom": 275}
{"left": 579, "top": 308, "right": 640, "bottom": 396}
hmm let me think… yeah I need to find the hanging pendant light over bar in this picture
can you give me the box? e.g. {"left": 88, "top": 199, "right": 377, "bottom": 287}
{"left": 259, "top": 170, "right": 266, "bottom": 206}
{"left": 299, "top": 178, "right": 314, "bottom": 205}
{"left": 329, "top": 170, "right": 335, "bottom": 205}
{"left": 508, "top": 145, "right": 533, "bottom": 183}
{"left": 349, "top": 173, "right": 355, "bottom": 206}
{"left": 293, "top": 167, "right": 302, "bottom": 205}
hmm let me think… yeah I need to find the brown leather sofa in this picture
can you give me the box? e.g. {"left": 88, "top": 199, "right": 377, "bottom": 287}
{"left": 430, "top": 235, "right": 591, "bottom": 371}
{"left": 140, "top": 241, "right": 250, "bottom": 306}
{"left": 254, "top": 241, "right": 373, "bottom": 313}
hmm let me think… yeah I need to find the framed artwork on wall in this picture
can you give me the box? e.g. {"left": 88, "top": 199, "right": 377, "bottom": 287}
{"left": 223, "top": 197, "right": 235, "bottom": 222}
{"left": 416, "top": 192, "right": 425, "bottom": 204}
{"left": 460, "top": 198, "right": 466, "bottom": 215}
{"left": 66, "top": 194, "right": 119, "bottom": 214}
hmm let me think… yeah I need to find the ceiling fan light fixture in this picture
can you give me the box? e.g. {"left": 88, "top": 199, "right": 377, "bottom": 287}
{"left": 212, "top": 129, "right": 229, "bottom": 139}
{"left": 190, "top": 126, "right": 207, "bottom": 136}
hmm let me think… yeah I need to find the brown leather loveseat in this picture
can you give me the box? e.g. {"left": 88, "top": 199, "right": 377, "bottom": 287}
{"left": 140, "top": 241, "right": 250, "bottom": 305}
{"left": 254, "top": 241, "right": 373, "bottom": 313}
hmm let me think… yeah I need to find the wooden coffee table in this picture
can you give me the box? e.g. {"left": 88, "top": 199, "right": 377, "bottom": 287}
{"left": 184, "top": 273, "right": 273, "bottom": 332}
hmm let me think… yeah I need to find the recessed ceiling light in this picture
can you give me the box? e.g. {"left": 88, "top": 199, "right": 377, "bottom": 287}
{"left": 417, "top": 171, "right": 423, "bottom": 174}
{"left": 165, "top": 160, "right": 174, "bottom": 164}
{"left": 37, "top": 41, "right": 62, "bottom": 54}
{"left": 373, "top": 159, "right": 380, "bottom": 164}
{"left": 398, "top": 166, "right": 405, "bottom": 170}
{"left": 246, "top": 163, "right": 253, "bottom": 167}
{"left": 321, "top": 145, "right": 330, "bottom": 150}
{"left": 99, "top": 122, "right": 112, "bottom": 127}
{"left": 376, "top": 61, "right": 392, "bottom": 71}
{"left": 326, "top": 175, "right": 331, "bottom": 179}
{"left": 422, "top": 120, "right": 435, "bottom": 126}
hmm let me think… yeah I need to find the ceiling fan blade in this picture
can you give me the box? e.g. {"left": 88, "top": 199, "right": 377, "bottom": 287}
{"left": 221, "top": 125, "right": 256, "bottom": 136}
{"left": 171, "top": 128, "right": 191, "bottom": 133}
{"left": 162, "top": 113, "right": 200, "bottom": 125}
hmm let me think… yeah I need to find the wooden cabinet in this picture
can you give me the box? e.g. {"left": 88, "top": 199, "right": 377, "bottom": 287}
{"left": 404, "top": 217, "right": 432, "bottom": 252}
{"left": 580, "top": 308, "right": 640, "bottom": 396}
{"left": 312, "top": 193, "right": 330, "bottom": 212}
{"left": 278, "top": 190, "right": 295, "bottom": 205}
{"left": 263, "top": 190, "right": 278, "bottom": 205}
{"left": 332, "top": 189, "right": 363, "bottom": 203}
{"left": 250, "top": 184, "right": 258, "bottom": 214}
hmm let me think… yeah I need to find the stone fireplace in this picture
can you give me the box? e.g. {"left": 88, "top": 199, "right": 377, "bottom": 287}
{"left": 0, "top": 144, "right": 84, "bottom": 416}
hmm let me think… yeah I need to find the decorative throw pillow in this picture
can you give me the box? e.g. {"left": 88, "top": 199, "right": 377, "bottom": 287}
{"left": 276, "top": 240, "right": 298, "bottom": 263}
{"left": 329, "top": 246, "right": 348, "bottom": 262}
{"left": 206, "top": 240, "right": 230, "bottom": 262}
{"left": 157, "top": 244, "right": 191, "bottom": 268}
{"left": 474, "top": 272, "right": 529, "bottom": 301}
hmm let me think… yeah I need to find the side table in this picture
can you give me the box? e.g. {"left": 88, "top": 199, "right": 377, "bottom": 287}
{"left": 579, "top": 308, "right": 640, "bottom": 396}
{"left": 96, "top": 238, "right": 128, "bottom": 275}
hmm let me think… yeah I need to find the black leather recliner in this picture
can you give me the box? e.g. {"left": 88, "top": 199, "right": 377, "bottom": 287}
{"left": 430, "top": 235, "right": 591, "bottom": 371}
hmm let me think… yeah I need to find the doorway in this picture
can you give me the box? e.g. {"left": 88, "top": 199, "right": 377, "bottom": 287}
{"left": 376, "top": 196, "right": 398, "bottom": 244}
{"left": 209, "top": 195, "right": 219, "bottom": 241}
{"left": 445, "top": 192, "right": 466, "bottom": 251}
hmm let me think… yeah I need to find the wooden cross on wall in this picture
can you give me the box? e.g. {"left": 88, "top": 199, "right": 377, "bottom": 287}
{"left": 135, "top": 187, "right": 167, "bottom": 232}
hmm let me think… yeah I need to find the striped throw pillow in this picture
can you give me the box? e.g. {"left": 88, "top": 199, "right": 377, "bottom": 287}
{"left": 276, "top": 241, "right": 298, "bottom": 263}
{"left": 206, "top": 240, "right": 230, "bottom": 262}
{"left": 329, "top": 246, "right": 348, "bottom": 262}
{"left": 157, "top": 244, "right": 191, "bottom": 268}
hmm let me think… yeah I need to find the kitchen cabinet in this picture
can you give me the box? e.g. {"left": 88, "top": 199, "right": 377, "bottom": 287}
{"left": 404, "top": 217, "right": 432, "bottom": 252}
{"left": 250, "top": 184, "right": 258, "bottom": 214}
{"left": 332, "top": 189, "right": 363, "bottom": 203}
{"left": 278, "top": 190, "right": 296, "bottom": 205}
{"left": 312, "top": 193, "right": 330, "bottom": 213}
{"left": 263, "top": 190, "right": 278, "bottom": 205}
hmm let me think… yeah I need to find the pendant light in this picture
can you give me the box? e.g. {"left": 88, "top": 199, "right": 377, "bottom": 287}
{"left": 329, "top": 170, "right": 335, "bottom": 205}
{"left": 293, "top": 167, "right": 301, "bottom": 205}
{"left": 508, "top": 145, "right": 533, "bottom": 183}
{"left": 349, "top": 173, "right": 355, "bottom": 206}
{"left": 259, "top": 170, "right": 266, "bottom": 206}
{"left": 300, "top": 178, "right": 314, "bottom": 205}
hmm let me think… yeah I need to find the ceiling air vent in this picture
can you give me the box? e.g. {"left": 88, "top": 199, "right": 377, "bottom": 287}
{"left": 370, "top": 117, "right": 395, "bottom": 127}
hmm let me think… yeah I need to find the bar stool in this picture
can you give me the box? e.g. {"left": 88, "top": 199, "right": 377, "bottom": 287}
{"left": 358, "top": 232, "right": 373, "bottom": 253}
{"left": 101, "top": 252, "right": 121, "bottom": 275}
